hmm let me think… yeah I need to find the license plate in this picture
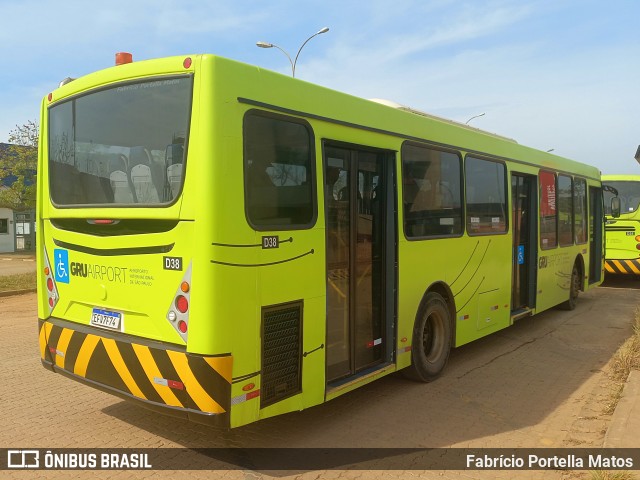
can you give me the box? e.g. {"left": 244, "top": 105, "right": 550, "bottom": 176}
{"left": 90, "top": 308, "right": 123, "bottom": 331}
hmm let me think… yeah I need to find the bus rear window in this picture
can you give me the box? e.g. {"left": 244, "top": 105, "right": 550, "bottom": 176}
{"left": 48, "top": 76, "right": 192, "bottom": 206}
{"left": 603, "top": 181, "right": 640, "bottom": 214}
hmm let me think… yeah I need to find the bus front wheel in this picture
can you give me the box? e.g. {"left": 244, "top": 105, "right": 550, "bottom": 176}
{"left": 404, "top": 292, "right": 452, "bottom": 382}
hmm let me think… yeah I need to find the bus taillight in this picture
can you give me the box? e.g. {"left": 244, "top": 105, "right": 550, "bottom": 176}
{"left": 175, "top": 295, "right": 188, "bottom": 313}
{"left": 43, "top": 250, "right": 59, "bottom": 313}
{"left": 166, "top": 263, "right": 191, "bottom": 343}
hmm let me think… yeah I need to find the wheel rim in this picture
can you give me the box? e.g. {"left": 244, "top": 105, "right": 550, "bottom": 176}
{"left": 422, "top": 310, "right": 445, "bottom": 364}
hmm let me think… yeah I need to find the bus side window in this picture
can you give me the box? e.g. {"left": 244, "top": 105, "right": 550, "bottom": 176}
{"left": 243, "top": 111, "right": 315, "bottom": 229}
{"left": 539, "top": 170, "right": 557, "bottom": 249}
{"left": 401, "top": 143, "right": 462, "bottom": 238}
{"left": 464, "top": 156, "right": 507, "bottom": 235}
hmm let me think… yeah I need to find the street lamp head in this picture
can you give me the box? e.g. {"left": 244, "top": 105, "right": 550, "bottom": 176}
{"left": 256, "top": 27, "right": 329, "bottom": 77}
{"left": 465, "top": 112, "right": 485, "bottom": 125}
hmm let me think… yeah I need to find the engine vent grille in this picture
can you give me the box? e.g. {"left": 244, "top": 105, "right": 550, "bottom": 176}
{"left": 261, "top": 301, "right": 303, "bottom": 408}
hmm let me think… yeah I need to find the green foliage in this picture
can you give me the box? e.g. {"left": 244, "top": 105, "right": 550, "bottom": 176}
{"left": 0, "top": 272, "right": 36, "bottom": 293}
{"left": 0, "top": 120, "right": 38, "bottom": 209}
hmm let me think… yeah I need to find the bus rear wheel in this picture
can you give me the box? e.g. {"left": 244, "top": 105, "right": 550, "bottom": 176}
{"left": 404, "top": 292, "right": 452, "bottom": 382}
{"left": 560, "top": 264, "right": 580, "bottom": 310}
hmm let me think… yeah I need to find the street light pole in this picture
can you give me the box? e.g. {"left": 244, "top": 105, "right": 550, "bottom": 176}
{"left": 256, "top": 27, "right": 329, "bottom": 78}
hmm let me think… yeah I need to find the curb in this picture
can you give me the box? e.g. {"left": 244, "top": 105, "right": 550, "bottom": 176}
{"left": 603, "top": 369, "right": 640, "bottom": 447}
{"left": 0, "top": 288, "right": 37, "bottom": 298}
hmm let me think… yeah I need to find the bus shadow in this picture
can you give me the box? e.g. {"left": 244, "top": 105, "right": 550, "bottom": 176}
{"left": 100, "top": 287, "right": 640, "bottom": 473}
{"left": 601, "top": 273, "right": 640, "bottom": 289}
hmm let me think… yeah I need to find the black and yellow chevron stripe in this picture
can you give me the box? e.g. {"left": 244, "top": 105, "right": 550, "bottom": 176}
{"left": 605, "top": 259, "right": 640, "bottom": 275}
{"left": 38, "top": 318, "right": 232, "bottom": 426}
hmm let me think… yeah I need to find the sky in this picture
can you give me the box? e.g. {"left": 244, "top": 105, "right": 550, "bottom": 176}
{"left": 1, "top": 0, "right": 638, "bottom": 173}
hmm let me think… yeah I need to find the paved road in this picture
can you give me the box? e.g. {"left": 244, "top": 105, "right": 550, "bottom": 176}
{"left": 2, "top": 285, "right": 639, "bottom": 479}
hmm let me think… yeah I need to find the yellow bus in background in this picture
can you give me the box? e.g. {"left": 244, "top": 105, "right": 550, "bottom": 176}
{"left": 38, "top": 53, "right": 605, "bottom": 428}
{"left": 603, "top": 174, "right": 640, "bottom": 274}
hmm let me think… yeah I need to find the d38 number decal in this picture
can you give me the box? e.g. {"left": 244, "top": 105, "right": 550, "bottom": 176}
{"left": 163, "top": 256, "right": 183, "bottom": 271}
{"left": 262, "top": 236, "right": 280, "bottom": 249}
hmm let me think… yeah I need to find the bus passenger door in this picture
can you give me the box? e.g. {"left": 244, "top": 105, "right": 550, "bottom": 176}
{"left": 589, "top": 186, "right": 603, "bottom": 283}
{"left": 324, "top": 143, "right": 396, "bottom": 384}
{"left": 511, "top": 173, "right": 537, "bottom": 313}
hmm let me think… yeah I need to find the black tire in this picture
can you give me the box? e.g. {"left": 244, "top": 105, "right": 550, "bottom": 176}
{"left": 403, "top": 292, "right": 452, "bottom": 382}
{"left": 560, "top": 264, "right": 580, "bottom": 310}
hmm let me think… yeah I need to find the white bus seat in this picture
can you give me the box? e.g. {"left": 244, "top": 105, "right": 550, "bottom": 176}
{"left": 129, "top": 146, "right": 160, "bottom": 203}
{"left": 108, "top": 154, "right": 134, "bottom": 203}
{"left": 167, "top": 163, "right": 183, "bottom": 199}
{"left": 165, "top": 144, "right": 185, "bottom": 200}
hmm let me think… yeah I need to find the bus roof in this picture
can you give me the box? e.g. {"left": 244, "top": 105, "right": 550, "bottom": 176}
{"left": 602, "top": 174, "right": 640, "bottom": 181}
{"left": 48, "top": 53, "right": 600, "bottom": 180}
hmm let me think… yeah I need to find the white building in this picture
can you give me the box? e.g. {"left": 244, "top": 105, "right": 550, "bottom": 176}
{"left": 0, "top": 207, "right": 15, "bottom": 253}
{"left": 1, "top": 142, "right": 36, "bottom": 253}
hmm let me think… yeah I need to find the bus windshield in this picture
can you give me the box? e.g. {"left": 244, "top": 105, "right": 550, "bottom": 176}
{"left": 603, "top": 180, "right": 640, "bottom": 215}
{"left": 48, "top": 76, "right": 192, "bottom": 206}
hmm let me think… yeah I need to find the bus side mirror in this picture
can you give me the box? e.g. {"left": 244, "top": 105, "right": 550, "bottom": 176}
{"left": 611, "top": 197, "right": 621, "bottom": 218}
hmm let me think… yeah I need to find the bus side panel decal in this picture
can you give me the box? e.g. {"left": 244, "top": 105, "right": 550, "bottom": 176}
{"left": 39, "top": 321, "right": 232, "bottom": 415}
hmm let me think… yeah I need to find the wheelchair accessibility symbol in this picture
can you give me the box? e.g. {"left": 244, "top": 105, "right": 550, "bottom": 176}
{"left": 54, "top": 249, "right": 70, "bottom": 284}
{"left": 517, "top": 245, "right": 525, "bottom": 265}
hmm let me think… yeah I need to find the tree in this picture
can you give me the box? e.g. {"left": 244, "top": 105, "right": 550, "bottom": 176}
{"left": 0, "top": 120, "right": 38, "bottom": 209}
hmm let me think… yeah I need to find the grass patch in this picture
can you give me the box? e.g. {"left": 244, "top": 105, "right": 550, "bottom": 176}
{"left": 609, "top": 309, "right": 640, "bottom": 383}
{"left": 0, "top": 272, "right": 36, "bottom": 293}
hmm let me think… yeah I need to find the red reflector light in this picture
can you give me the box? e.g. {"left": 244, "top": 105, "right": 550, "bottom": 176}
{"left": 47, "top": 278, "right": 54, "bottom": 291}
{"left": 242, "top": 383, "right": 255, "bottom": 392}
{"left": 48, "top": 297, "right": 54, "bottom": 307}
{"left": 183, "top": 57, "right": 192, "bottom": 69}
{"left": 636, "top": 244, "right": 640, "bottom": 251}
{"left": 92, "top": 219, "right": 115, "bottom": 224}
{"left": 47, "top": 93, "right": 53, "bottom": 102}
{"left": 246, "top": 390, "right": 260, "bottom": 400}
{"left": 115, "top": 52, "right": 133, "bottom": 66}
{"left": 178, "top": 320, "right": 188, "bottom": 333}
{"left": 175, "top": 295, "right": 188, "bottom": 313}
{"left": 167, "top": 379, "right": 184, "bottom": 390}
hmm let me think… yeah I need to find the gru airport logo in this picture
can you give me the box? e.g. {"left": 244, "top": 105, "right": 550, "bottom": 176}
{"left": 7, "top": 450, "right": 39, "bottom": 469}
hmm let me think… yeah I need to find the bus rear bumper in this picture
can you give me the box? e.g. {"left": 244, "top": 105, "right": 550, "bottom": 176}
{"left": 605, "top": 259, "right": 640, "bottom": 275}
{"left": 38, "top": 317, "right": 233, "bottom": 428}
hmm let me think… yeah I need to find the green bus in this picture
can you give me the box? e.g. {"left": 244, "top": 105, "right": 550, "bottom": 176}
{"left": 603, "top": 174, "right": 640, "bottom": 274}
{"left": 38, "top": 53, "right": 604, "bottom": 428}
